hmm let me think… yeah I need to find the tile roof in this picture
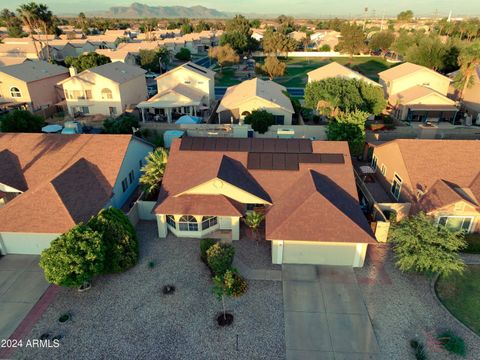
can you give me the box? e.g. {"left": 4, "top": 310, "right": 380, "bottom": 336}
{"left": 155, "top": 193, "right": 242, "bottom": 217}
{"left": 378, "top": 62, "right": 451, "bottom": 82}
{"left": 0, "top": 60, "right": 67, "bottom": 82}
{"left": 61, "top": 61, "right": 146, "bottom": 85}
{"left": 155, "top": 137, "right": 375, "bottom": 244}
{"left": 307, "top": 62, "right": 381, "bottom": 86}
{"left": 156, "top": 61, "right": 215, "bottom": 81}
{"left": 388, "top": 85, "right": 455, "bottom": 105}
{"left": 0, "top": 133, "right": 135, "bottom": 233}
{"left": 217, "top": 78, "right": 294, "bottom": 114}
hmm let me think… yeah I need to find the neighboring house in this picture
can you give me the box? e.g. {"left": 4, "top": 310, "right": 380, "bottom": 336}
{"left": 59, "top": 61, "right": 147, "bottom": 117}
{"left": 217, "top": 78, "right": 294, "bottom": 125}
{"left": 370, "top": 139, "right": 480, "bottom": 232}
{"left": 0, "top": 57, "right": 29, "bottom": 67}
{"left": 154, "top": 137, "right": 375, "bottom": 266}
{"left": 288, "top": 31, "right": 308, "bottom": 42}
{"left": 459, "top": 66, "right": 480, "bottom": 122}
{"left": 0, "top": 60, "right": 68, "bottom": 111}
{"left": 251, "top": 29, "right": 265, "bottom": 42}
{"left": 378, "top": 62, "right": 457, "bottom": 122}
{"left": 307, "top": 61, "right": 381, "bottom": 87}
{"left": 310, "top": 30, "right": 340, "bottom": 49}
{"left": 95, "top": 49, "right": 137, "bottom": 66}
{"left": 116, "top": 41, "right": 162, "bottom": 55}
{"left": 0, "top": 133, "right": 153, "bottom": 255}
{"left": 0, "top": 42, "right": 47, "bottom": 59}
{"left": 138, "top": 62, "right": 215, "bottom": 123}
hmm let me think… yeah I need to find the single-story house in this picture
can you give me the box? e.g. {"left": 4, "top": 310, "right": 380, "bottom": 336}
{"left": 307, "top": 61, "right": 381, "bottom": 87}
{"left": 0, "top": 133, "right": 153, "bottom": 255}
{"left": 216, "top": 78, "right": 294, "bottom": 125}
{"left": 154, "top": 137, "right": 376, "bottom": 267}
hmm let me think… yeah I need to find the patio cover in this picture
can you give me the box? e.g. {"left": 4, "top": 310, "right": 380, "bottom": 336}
{"left": 137, "top": 83, "right": 204, "bottom": 109}
{"left": 407, "top": 104, "right": 458, "bottom": 112}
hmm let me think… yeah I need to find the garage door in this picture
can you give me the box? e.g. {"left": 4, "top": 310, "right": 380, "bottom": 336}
{"left": 0, "top": 233, "right": 58, "bottom": 255}
{"left": 279, "top": 241, "right": 366, "bottom": 267}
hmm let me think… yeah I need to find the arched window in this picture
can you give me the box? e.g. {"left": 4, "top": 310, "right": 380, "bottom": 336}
{"left": 10, "top": 87, "right": 21, "bottom": 98}
{"left": 178, "top": 215, "right": 198, "bottom": 231}
{"left": 101, "top": 88, "right": 112, "bottom": 100}
{"left": 201, "top": 216, "right": 218, "bottom": 230}
{"left": 166, "top": 215, "right": 176, "bottom": 229}
{"left": 241, "top": 111, "right": 251, "bottom": 117}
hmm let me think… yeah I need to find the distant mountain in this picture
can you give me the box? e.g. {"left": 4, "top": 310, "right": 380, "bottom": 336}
{"left": 88, "top": 3, "right": 231, "bottom": 18}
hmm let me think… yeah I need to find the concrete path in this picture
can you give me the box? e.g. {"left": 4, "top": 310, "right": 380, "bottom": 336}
{"left": 0, "top": 255, "right": 49, "bottom": 340}
{"left": 283, "top": 265, "right": 380, "bottom": 360}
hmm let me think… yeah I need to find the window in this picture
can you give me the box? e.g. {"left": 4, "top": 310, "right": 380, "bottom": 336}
{"left": 121, "top": 178, "right": 128, "bottom": 192}
{"left": 129, "top": 170, "right": 134, "bottom": 184}
{"left": 438, "top": 216, "right": 473, "bottom": 232}
{"left": 101, "top": 88, "right": 113, "bottom": 100}
{"left": 273, "top": 115, "right": 285, "bottom": 125}
{"left": 184, "top": 80, "right": 191, "bottom": 84}
{"left": 390, "top": 173, "right": 402, "bottom": 200}
{"left": 109, "top": 106, "right": 117, "bottom": 116}
{"left": 178, "top": 215, "right": 198, "bottom": 231}
{"left": 72, "top": 90, "right": 82, "bottom": 99}
{"left": 201, "top": 216, "right": 218, "bottom": 230}
{"left": 380, "top": 164, "right": 387, "bottom": 176}
{"left": 85, "top": 90, "right": 92, "bottom": 99}
{"left": 166, "top": 215, "right": 176, "bottom": 229}
{"left": 81, "top": 106, "right": 89, "bottom": 114}
{"left": 371, "top": 155, "right": 378, "bottom": 170}
{"left": 10, "top": 87, "right": 21, "bottom": 98}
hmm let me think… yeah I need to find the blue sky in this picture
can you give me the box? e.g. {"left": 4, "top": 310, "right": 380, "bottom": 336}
{"left": 6, "top": 0, "right": 480, "bottom": 17}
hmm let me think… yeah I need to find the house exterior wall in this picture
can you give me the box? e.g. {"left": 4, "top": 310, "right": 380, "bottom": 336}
{"left": 156, "top": 68, "right": 214, "bottom": 104}
{"left": 26, "top": 73, "right": 69, "bottom": 110}
{"left": 108, "top": 139, "right": 153, "bottom": 209}
{"left": 380, "top": 70, "right": 451, "bottom": 97}
{"left": 220, "top": 97, "right": 293, "bottom": 125}
{"left": 0, "top": 74, "right": 31, "bottom": 108}
{"left": 272, "top": 240, "right": 368, "bottom": 267}
{"left": 428, "top": 201, "right": 480, "bottom": 233}
{"left": 119, "top": 75, "right": 148, "bottom": 111}
{"left": 462, "top": 72, "right": 480, "bottom": 118}
{"left": 395, "top": 94, "right": 457, "bottom": 120}
{"left": 0, "top": 232, "right": 60, "bottom": 255}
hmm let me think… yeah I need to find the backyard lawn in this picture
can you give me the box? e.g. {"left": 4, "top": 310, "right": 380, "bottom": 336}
{"left": 436, "top": 265, "right": 480, "bottom": 335}
{"left": 214, "top": 56, "right": 395, "bottom": 88}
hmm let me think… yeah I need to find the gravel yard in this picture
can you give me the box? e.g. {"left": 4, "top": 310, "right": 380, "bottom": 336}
{"left": 15, "top": 221, "right": 285, "bottom": 360}
{"left": 355, "top": 244, "right": 480, "bottom": 360}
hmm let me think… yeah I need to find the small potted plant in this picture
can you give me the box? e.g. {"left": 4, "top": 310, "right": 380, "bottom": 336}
{"left": 212, "top": 270, "right": 235, "bottom": 326}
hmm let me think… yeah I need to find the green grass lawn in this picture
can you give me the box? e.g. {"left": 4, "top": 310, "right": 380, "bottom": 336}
{"left": 214, "top": 56, "right": 395, "bottom": 88}
{"left": 436, "top": 265, "right": 480, "bottom": 335}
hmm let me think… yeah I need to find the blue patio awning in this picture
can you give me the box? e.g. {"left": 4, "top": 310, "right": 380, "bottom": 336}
{"left": 175, "top": 115, "right": 203, "bottom": 124}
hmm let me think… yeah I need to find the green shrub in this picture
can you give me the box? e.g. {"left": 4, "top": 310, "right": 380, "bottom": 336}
{"left": 206, "top": 242, "right": 235, "bottom": 276}
{"left": 464, "top": 233, "right": 480, "bottom": 254}
{"left": 437, "top": 330, "right": 466, "bottom": 357}
{"left": 103, "top": 114, "right": 138, "bottom": 134}
{"left": 200, "top": 238, "right": 216, "bottom": 263}
{"left": 232, "top": 272, "right": 248, "bottom": 297}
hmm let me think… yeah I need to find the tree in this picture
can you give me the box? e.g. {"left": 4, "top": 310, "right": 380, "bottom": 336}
{"left": 180, "top": 22, "right": 193, "bottom": 35}
{"left": 87, "top": 207, "right": 138, "bottom": 273}
{"left": 174, "top": 47, "right": 191, "bottom": 61}
{"left": 368, "top": 31, "right": 395, "bottom": 52}
{"left": 319, "top": 44, "right": 331, "bottom": 51}
{"left": 208, "top": 44, "right": 239, "bottom": 70}
{"left": 455, "top": 40, "right": 480, "bottom": 99}
{"left": 243, "top": 211, "right": 264, "bottom": 243}
{"left": 212, "top": 269, "right": 235, "bottom": 321}
{"left": 17, "top": 2, "right": 44, "bottom": 59}
{"left": 304, "top": 77, "right": 386, "bottom": 115}
{"left": 249, "top": 19, "right": 261, "bottom": 28}
{"left": 139, "top": 148, "right": 168, "bottom": 196}
{"left": 389, "top": 212, "right": 466, "bottom": 277}
{"left": 391, "top": 30, "right": 417, "bottom": 57}
{"left": 327, "top": 110, "right": 368, "bottom": 155}
{"left": 103, "top": 114, "right": 138, "bottom": 134}
{"left": 337, "top": 23, "right": 366, "bottom": 56}
{"left": 40, "top": 224, "right": 105, "bottom": 287}
{"left": 405, "top": 36, "right": 447, "bottom": 70}
{"left": 244, "top": 109, "right": 275, "bottom": 134}
{"left": 1, "top": 9, "right": 25, "bottom": 37}
{"left": 139, "top": 47, "right": 170, "bottom": 73}
{"left": 206, "top": 243, "right": 235, "bottom": 276}
{"left": 258, "top": 56, "right": 286, "bottom": 80}
{"left": 194, "top": 20, "right": 210, "bottom": 32}
{"left": 0, "top": 110, "right": 44, "bottom": 132}
{"left": 397, "top": 10, "right": 414, "bottom": 22}
{"left": 65, "top": 52, "right": 111, "bottom": 73}
{"left": 220, "top": 14, "right": 258, "bottom": 54}
{"left": 262, "top": 28, "right": 297, "bottom": 56}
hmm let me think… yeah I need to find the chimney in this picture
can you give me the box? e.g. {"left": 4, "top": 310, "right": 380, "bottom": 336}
{"left": 69, "top": 66, "right": 77, "bottom": 77}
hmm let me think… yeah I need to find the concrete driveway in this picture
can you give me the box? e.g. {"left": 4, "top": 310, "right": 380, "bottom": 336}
{"left": 0, "top": 255, "right": 49, "bottom": 340}
{"left": 283, "top": 265, "right": 380, "bottom": 360}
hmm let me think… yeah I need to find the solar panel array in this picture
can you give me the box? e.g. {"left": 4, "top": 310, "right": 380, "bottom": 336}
{"left": 179, "top": 137, "right": 344, "bottom": 170}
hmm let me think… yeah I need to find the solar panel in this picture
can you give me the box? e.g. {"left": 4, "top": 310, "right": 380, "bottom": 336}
{"left": 263, "top": 138, "right": 276, "bottom": 152}
{"left": 238, "top": 138, "right": 251, "bottom": 151}
{"left": 203, "top": 137, "right": 216, "bottom": 151}
{"left": 299, "top": 139, "right": 312, "bottom": 153}
{"left": 286, "top": 139, "right": 300, "bottom": 153}
{"left": 215, "top": 138, "right": 228, "bottom": 151}
{"left": 299, "top": 153, "right": 322, "bottom": 163}
{"left": 272, "top": 153, "right": 286, "bottom": 170}
{"left": 260, "top": 153, "right": 273, "bottom": 170}
{"left": 251, "top": 138, "right": 264, "bottom": 152}
{"left": 321, "top": 153, "right": 345, "bottom": 164}
{"left": 285, "top": 153, "right": 299, "bottom": 170}
{"left": 274, "top": 140, "right": 288, "bottom": 153}
{"left": 190, "top": 137, "right": 205, "bottom": 151}
{"left": 247, "top": 153, "right": 261, "bottom": 169}
{"left": 185, "top": 63, "right": 208, "bottom": 74}
{"left": 227, "top": 138, "right": 240, "bottom": 151}
{"left": 179, "top": 137, "right": 194, "bottom": 150}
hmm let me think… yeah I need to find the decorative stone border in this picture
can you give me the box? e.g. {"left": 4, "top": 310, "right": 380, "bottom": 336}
{"left": 430, "top": 273, "right": 480, "bottom": 341}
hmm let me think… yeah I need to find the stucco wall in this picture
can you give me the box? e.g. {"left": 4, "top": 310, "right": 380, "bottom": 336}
{"left": 157, "top": 67, "right": 214, "bottom": 104}
{"left": 382, "top": 70, "right": 451, "bottom": 97}
{"left": 27, "top": 72, "right": 69, "bottom": 110}
{"left": 0, "top": 232, "right": 60, "bottom": 255}
{"left": 0, "top": 73, "right": 32, "bottom": 108}
{"left": 138, "top": 200, "right": 156, "bottom": 220}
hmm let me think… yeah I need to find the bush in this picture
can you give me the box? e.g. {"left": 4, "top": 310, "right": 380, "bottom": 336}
{"left": 200, "top": 238, "right": 216, "bottom": 263}
{"left": 231, "top": 272, "right": 248, "bottom": 297}
{"left": 175, "top": 47, "right": 191, "bottom": 61}
{"left": 244, "top": 109, "right": 275, "bottom": 134}
{"left": 437, "top": 330, "right": 466, "bottom": 357}
{"left": 0, "top": 110, "right": 44, "bottom": 132}
{"left": 103, "top": 114, "right": 138, "bottom": 134}
{"left": 206, "top": 242, "right": 235, "bottom": 276}
{"left": 464, "top": 233, "right": 480, "bottom": 254}
{"left": 87, "top": 208, "right": 138, "bottom": 273}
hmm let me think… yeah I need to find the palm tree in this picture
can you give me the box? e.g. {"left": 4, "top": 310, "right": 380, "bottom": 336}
{"left": 243, "top": 210, "right": 264, "bottom": 243}
{"left": 17, "top": 3, "right": 42, "bottom": 59}
{"left": 139, "top": 148, "right": 168, "bottom": 198}
{"left": 455, "top": 40, "right": 480, "bottom": 100}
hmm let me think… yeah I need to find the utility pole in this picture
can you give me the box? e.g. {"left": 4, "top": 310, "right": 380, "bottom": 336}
{"left": 363, "top": 7, "right": 368, "bottom": 31}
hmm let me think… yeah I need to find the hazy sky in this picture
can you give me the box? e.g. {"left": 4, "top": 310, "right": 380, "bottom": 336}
{"left": 5, "top": 0, "right": 480, "bottom": 17}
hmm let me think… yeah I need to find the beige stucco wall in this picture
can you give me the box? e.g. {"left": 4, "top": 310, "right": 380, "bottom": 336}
{"left": 0, "top": 232, "right": 60, "bottom": 255}
{"left": 272, "top": 240, "right": 368, "bottom": 267}
{"left": 235, "top": 97, "right": 293, "bottom": 125}
{"left": 428, "top": 201, "right": 480, "bottom": 233}
{"left": 381, "top": 70, "right": 451, "bottom": 97}
{"left": 462, "top": 72, "right": 480, "bottom": 117}
{"left": 0, "top": 74, "right": 31, "bottom": 108}
{"left": 157, "top": 67, "right": 214, "bottom": 104}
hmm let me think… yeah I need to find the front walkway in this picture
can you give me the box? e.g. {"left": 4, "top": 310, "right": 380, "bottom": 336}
{"left": 282, "top": 265, "right": 380, "bottom": 360}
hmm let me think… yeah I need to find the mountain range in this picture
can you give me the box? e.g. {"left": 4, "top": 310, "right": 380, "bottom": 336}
{"left": 88, "top": 3, "right": 231, "bottom": 18}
